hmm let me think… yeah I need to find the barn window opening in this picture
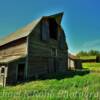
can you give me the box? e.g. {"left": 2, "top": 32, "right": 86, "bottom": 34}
{"left": 49, "top": 18, "right": 58, "bottom": 40}
{"left": 1, "top": 68, "right": 5, "bottom": 73}
{"left": 51, "top": 48, "right": 57, "bottom": 57}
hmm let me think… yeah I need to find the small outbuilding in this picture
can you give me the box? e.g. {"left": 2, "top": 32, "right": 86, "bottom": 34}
{"left": 68, "top": 53, "right": 82, "bottom": 70}
{"left": 96, "top": 56, "right": 100, "bottom": 62}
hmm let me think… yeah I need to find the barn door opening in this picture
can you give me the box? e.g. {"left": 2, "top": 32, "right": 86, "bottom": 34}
{"left": 48, "top": 57, "right": 57, "bottom": 74}
{"left": 53, "top": 58, "right": 57, "bottom": 73}
{"left": 17, "top": 63, "right": 25, "bottom": 81}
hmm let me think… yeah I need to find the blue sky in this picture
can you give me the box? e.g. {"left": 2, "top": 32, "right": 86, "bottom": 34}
{"left": 0, "top": 0, "right": 100, "bottom": 53}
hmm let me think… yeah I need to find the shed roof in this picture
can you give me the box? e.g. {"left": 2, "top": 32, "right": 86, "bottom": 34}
{"left": 68, "top": 53, "right": 79, "bottom": 60}
{"left": 0, "top": 12, "right": 63, "bottom": 47}
{"left": 0, "top": 55, "right": 26, "bottom": 63}
{"left": 0, "top": 18, "right": 42, "bottom": 46}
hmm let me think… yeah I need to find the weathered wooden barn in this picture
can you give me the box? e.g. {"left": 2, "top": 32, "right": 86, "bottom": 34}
{"left": 0, "top": 12, "right": 68, "bottom": 86}
{"left": 68, "top": 53, "right": 82, "bottom": 70}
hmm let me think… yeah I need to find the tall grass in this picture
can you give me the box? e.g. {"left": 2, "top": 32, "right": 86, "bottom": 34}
{"left": 0, "top": 71, "right": 100, "bottom": 100}
{"left": 82, "top": 63, "right": 100, "bottom": 71}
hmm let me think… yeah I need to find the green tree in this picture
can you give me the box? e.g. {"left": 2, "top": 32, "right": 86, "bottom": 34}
{"left": 77, "top": 51, "right": 88, "bottom": 56}
{"left": 77, "top": 50, "right": 100, "bottom": 57}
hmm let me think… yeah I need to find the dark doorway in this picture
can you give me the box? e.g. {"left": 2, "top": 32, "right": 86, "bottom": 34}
{"left": 17, "top": 63, "right": 25, "bottom": 81}
{"left": 49, "top": 18, "right": 58, "bottom": 40}
{"left": 48, "top": 57, "right": 57, "bottom": 74}
{"left": 53, "top": 58, "right": 57, "bottom": 73}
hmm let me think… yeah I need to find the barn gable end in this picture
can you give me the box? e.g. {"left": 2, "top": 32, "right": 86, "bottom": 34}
{"left": 27, "top": 13, "right": 68, "bottom": 79}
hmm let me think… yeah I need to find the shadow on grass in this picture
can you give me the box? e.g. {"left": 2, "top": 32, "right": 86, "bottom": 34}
{"left": 11, "top": 69, "right": 90, "bottom": 86}
{"left": 39, "top": 70, "right": 90, "bottom": 80}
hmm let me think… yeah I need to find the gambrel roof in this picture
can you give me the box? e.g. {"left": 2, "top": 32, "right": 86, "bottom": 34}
{"left": 0, "top": 12, "right": 63, "bottom": 46}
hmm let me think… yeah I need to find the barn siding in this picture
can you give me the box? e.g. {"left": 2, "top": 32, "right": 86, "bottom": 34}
{"left": 0, "top": 38, "right": 27, "bottom": 58}
{"left": 0, "top": 38, "right": 28, "bottom": 84}
{"left": 6, "top": 58, "right": 26, "bottom": 84}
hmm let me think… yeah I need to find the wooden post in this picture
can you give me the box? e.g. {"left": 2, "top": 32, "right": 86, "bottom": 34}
{"left": 0, "top": 66, "right": 8, "bottom": 87}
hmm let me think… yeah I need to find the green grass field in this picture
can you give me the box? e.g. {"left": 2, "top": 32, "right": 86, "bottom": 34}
{"left": 0, "top": 72, "right": 100, "bottom": 99}
{"left": 82, "top": 63, "right": 100, "bottom": 71}
{"left": 0, "top": 63, "right": 100, "bottom": 100}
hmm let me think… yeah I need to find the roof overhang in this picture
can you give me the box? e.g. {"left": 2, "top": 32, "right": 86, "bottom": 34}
{"left": 0, "top": 55, "right": 26, "bottom": 64}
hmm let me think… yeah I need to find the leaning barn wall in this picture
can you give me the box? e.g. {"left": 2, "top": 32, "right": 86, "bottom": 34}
{"left": 27, "top": 20, "right": 68, "bottom": 79}
{"left": 28, "top": 23, "right": 50, "bottom": 78}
